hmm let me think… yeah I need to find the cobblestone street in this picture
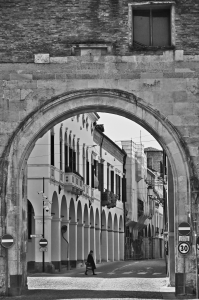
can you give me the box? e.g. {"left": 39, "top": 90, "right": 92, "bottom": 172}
{"left": 0, "top": 259, "right": 186, "bottom": 300}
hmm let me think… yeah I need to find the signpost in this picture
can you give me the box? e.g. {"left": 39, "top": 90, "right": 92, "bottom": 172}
{"left": 1, "top": 234, "right": 14, "bottom": 249}
{"left": 30, "top": 234, "right": 43, "bottom": 238}
{"left": 178, "top": 242, "right": 190, "bottom": 255}
{"left": 179, "top": 236, "right": 190, "bottom": 242}
{"left": 39, "top": 238, "right": 48, "bottom": 248}
{"left": 178, "top": 222, "right": 191, "bottom": 236}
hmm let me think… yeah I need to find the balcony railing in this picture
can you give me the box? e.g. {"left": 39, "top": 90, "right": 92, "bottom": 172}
{"left": 83, "top": 184, "right": 91, "bottom": 198}
{"left": 91, "top": 188, "right": 101, "bottom": 201}
{"left": 102, "top": 191, "right": 117, "bottom": 208}
{"left": 65, "top": 172, "right": 84, "bottom": 195}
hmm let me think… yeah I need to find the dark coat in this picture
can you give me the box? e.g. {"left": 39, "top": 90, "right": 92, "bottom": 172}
{"left": 87, "top": 253, "right": 96, "bottom": 269}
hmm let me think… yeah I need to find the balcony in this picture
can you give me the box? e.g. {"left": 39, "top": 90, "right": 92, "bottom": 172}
{"left": 65, "top": 172, "right": 84, "bottom": 195}
{"left": 83, "top": 184, "right": 91, "bottom": 198}
{"left": 102, "top": 191, "right": 117, "bottom": 208}
{"left": 91, "top": 188, "right": 101, "bottom": 201}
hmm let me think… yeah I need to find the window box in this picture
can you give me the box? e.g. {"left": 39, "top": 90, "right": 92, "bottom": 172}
{"left": 128, "top": 1, "right": 175, "bottom": 50}
{"left": 65, "top": 172, "right": 84, "bottom": 195}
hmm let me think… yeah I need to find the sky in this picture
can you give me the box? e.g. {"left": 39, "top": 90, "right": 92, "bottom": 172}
{"left": 97, "top": 113, "right": 162, "bottom": 150}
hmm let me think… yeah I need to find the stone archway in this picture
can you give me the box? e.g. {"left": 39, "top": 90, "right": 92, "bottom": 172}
{"left": 0, "top": 88, "right": 194, "bottom": 295}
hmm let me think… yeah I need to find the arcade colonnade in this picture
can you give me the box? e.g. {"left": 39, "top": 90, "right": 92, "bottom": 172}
{"left": 27, "top": 191, "right": 124, "bottom": 271}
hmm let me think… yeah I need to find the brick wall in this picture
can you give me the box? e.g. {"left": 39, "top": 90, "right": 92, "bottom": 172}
{"left": 145, "top": 151, "right": 163, "bottom": 174}
{"left": 0, "top": 0, "right": 199, "bottom": 62}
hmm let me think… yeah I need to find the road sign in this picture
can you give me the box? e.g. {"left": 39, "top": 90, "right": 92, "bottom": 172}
{"left": 39, "top": 238, "right": 48, "bottom": 248}
{"left": 178, "top": 242, "right": 190, "bottom": 255}
{"left": 30, "top": 234, "right": 43, "bottom": 238}
{"left": 179, "top": 236, "right": 190, "bottom": 242}
{"left": 39, "top": 247, "right": 48, "bottom": 252}
{"left": 1, "top": 234, "right": 14, "bottom": 249}
{"left": 178, "top": 222, "right": 191, "bottom": 236}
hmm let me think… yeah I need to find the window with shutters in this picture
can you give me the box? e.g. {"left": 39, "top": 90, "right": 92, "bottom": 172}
{"left": 77, "top": 139, "right": 80, "bottom": 173}
{"left": 111, "top": 170, "right": 114, "bottom": 193}
{"left": 60, "top": 126, "right": 63, "bottom": 170}
{"left": 128, "top": 2, "right": 175, "bottom": 50}
{"left": 86, "top": 148, "right": 89, "bottom": 185}
{"left": 82, "top": 145, "right": 85, "bottom": 183}
{"left": 98, "top": 161, "right": 104, "bottom": 192}
{"left": 115, "top": 174, "right": 121, "bottom": 200}
{"left": 69, "top": 134, "right": 73, "bottom": 171}
{"left": 64, "top": 132, "right": 68, "bottom": 172}
{"left": 107, "top": 164, "right": 110, "bottom": 191}
{"left": 91, "top": 158, "right": 97, "bottom": 188}
{"left": 73, "top": 137, "right": 76, "bottom": 172}
{"left": 50, "top": 128, "right": 55, "bottom": 166}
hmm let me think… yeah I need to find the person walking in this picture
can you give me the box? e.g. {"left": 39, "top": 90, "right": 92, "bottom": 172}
{"left": 85, "top": 250, "right": 97, "bottom": 275}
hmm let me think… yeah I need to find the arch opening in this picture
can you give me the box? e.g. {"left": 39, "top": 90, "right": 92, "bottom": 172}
{"left": 0, "top": 88, "right": 193, "bottom": 294}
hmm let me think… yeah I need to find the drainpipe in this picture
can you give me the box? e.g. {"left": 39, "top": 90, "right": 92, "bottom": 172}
{"left": 100, "top": 135, "right": 104, "bottom": 263}
{"left": 122, "top": 151, "right": 127, "bottom": 260}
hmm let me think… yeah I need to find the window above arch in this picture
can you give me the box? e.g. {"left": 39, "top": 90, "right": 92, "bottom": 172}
{"left": 128, "top": 1, "right": 175, "bottom": 50}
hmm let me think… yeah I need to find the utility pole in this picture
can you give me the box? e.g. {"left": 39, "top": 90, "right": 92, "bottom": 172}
{"left": 43, "top": 177, "right": 45, "bottom": 272}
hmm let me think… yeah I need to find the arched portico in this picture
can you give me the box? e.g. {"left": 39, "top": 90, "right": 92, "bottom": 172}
{"left": 114, "top": 214, "right": 119, "bottom": 261}
{"left": 60, "top": 196, "right": 69, "bottom": 268}
{"left": 108, "top": 212, "right": 113, "bottom": 261}
{"left": 0, "top": 88, "right": 194, "bottom": 295}
{"left": 90, "top": 207, "right": 95, "bottom": 258}
{"left": 119, "top": 215, "right": 124, "bottom": 260}
{"left": 77, "top": 201, "right": 84, "bottom": 266}
{"left": 68, "top": 198, "right": 76, "bottom": 268}
{"left": 95, "top": 208, "right": 101, "bottom": 263}
{"left": 51, "top": 192, "right": 60, "bottom": 270}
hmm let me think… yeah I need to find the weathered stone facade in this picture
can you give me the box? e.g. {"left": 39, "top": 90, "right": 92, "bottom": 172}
{"left": 0, "top": 0, "right": 199, "bottom": 297}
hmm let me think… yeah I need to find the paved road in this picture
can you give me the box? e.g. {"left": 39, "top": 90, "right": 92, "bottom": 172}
{"left": 0, "top": 259, "right": 192, "bottom": 299}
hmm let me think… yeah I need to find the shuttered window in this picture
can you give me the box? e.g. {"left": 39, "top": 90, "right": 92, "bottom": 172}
{"left": 50, "top": 129, "right": 55, "bottom": 166}
{"left": 133, "top": 8, "right": 170, "bottom": 47}
{"left": 111, "top": 170, "right": 114, "bottom": 193}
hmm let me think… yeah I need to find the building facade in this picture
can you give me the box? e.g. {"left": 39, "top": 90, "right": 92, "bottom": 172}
{"left": 1, "top": 0, "right": 199, "bottom": 296}
{"left": 121, "top": 141, "right": 164, "bottom": 260}
{"left": 27, "top": 113, "right": 125, "bottom": 272}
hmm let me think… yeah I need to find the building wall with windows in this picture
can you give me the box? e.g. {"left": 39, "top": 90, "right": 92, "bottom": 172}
{"left": 121, "top": 140, "right": 164, "bottom": 260}
{"left": 0, "top": 0, "right": 199, "bottom": 61}
{"left": 27, "top": 114, "right": 125, "bottom": 272}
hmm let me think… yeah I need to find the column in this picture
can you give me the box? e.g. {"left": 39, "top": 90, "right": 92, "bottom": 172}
{"left": 108, "top": 230, "right": 114, "bottom": 261}
{"left": 114, "top": 230, "right": 119, "bottom": 261}
{"left": 34, "top": 215, "right": 53, "bottom": 272}
{"left": 90, "top": 226, "right": 96, "bottom": 259}
{"left": 119, "top": 231, "right": 124, "bottom": 260}
{"left": 95, "top": 227, "right": 101, "bottom": 263}
{"left": 61, "top": 220, "right": 70, "bottom": 269}
{"left": 69, "top": 221, "right": 77, "bottom": 268}
{"left": 101, "top": 228, "right": 108, "bottom": 261}
{"left": 51, "top": 217, "right": 62, "bottom": 271}
{"left": 84, "top": 225, "right": 90, "bottom": 260}
{"left": 168, "top": 161, "right": 175, "bottom": 286}
{"left": 77, "top": 223, "right": 84, "bottom": 266}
